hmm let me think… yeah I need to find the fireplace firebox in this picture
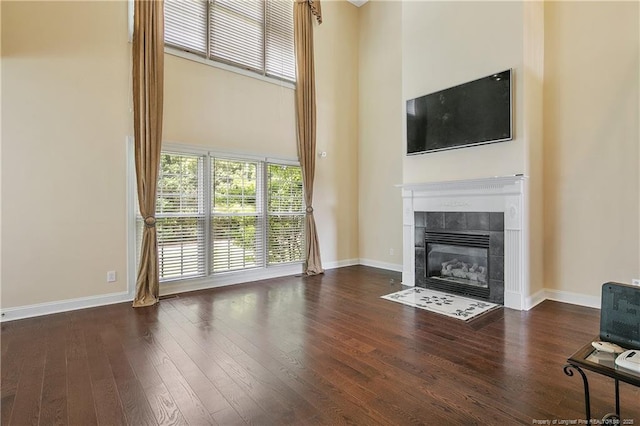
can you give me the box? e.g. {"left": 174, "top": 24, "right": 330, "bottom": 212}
{"left": 425, "top": 231, "right": 490, "bottom": 300}
{"left": 414, "top": 211, "right": 504, "bottom": 305}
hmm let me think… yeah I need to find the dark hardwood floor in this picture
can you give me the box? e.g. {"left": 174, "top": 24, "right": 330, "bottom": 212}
{"left": 1, "top": 266, "right": 639, "bottom": 425}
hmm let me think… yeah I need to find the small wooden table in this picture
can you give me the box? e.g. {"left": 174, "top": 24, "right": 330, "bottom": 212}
{"left": 564, "top": 338, "right": 640, "bottom": 423}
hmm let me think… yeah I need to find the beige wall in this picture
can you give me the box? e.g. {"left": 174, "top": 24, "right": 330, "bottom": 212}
{"left": 523, "top": 1, "right": 545, "bottom": 295}
{"left": 400, "top": 1, "right": 549, "bottom": 296}
{"left": 543, "top": 1, "right": 640, "bottom": 297}
{"left": 2, "top": 1, "right": 131, "bottom": 307}
{"left": 358, "top": 0, "right": 403, "bottom": 268}
{"left": 3, "top": 0, "right": 637, "bottom": 312}
{"left": 165, "top": 0, "right": 361, "bottom": 265}
{"left": 164, "top": 55, "right": 297, "bottom": 158}
{"left": 402, "top": 1, "right": 526, "bottom": 184}
{"left": 313, "top": 0, "right": 360, "bottom": 264}
{"left": 1, "top": 0, "right": 360, "bottom": 310}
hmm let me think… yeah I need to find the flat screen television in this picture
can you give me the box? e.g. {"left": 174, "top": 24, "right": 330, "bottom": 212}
{"left": 406, "top": 69, "right": 513, "bottom": 155}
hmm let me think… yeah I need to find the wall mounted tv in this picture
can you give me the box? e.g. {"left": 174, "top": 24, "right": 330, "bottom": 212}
{"left": 406, "top": 69, "right": 513, "bottom": 155}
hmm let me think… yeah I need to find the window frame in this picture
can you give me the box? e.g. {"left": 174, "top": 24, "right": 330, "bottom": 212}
{"left": 129, "top": 141, "right": 305, "bottom": 289}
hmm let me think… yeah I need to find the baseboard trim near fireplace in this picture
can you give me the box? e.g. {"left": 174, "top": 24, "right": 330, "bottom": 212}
{"left": 542, "top": 289, "right": 601, "bottom": 309}
{"left": 359, "top": 258, "right": 403, "bottom": 272}
{"left": 525, "top": 288, "right": 601, "bottom": 311}
{"left": 525, "top": 288, "right": 600, "bottom": 311}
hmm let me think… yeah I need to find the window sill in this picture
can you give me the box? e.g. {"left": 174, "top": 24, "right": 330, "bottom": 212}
{"left": 165, "top": 47, "right": 296, "bottom": 91}
{"left": 158, "top": 262, "right": 304, "bottom": 297}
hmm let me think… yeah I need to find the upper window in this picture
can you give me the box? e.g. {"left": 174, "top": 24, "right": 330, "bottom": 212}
{"left": 165, "top": 0, "right": 296, "bottom": 82}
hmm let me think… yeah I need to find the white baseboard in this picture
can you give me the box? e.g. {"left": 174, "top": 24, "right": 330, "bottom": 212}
{"left": 1, "top": 260, "right": 603, "bottom": 322}
{"left": 525, "top": 289, "right": 547, "bottom": 310}
{"left": 358, "top": 258, "right": 403, "bottom": 272}
{"left": 322, "top": 258, "right": 360, "bottom": 270}
{"left": 541, "top": 288, "right": 601, "bottom": 310}
{"left": 0, "top": 291, "right": 132, "bottom": 322}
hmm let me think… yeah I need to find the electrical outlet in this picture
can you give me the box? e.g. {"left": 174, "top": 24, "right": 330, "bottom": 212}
{"left": 632, "top": 278, "right": 640, "bottom": 286}
{"left": 107, "top": 271, "right": 117, "bottom": 283}
{"left": 389, "top": 248, "right": 394, "bottom": 256}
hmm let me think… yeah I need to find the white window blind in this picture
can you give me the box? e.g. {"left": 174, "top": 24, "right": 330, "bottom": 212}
{"left": 135, "top": 149, "right": 304, "bottom": 282}
{"left": 164, "top": 0, "right": 295, "bottom": 82}
{"left": 265, "top": 0, "right": 295, "bottom": 81}
{"left": 164, "top": 0, "right": 207, "bottom": 55}
{"left": 211, "top": 158, "right": 264, "bottom": 272}
{"left": 267, "top": 164, "right": 304, "bottom": 264}
{"left": 155, "top": 153, "right": 206, "bottom": 281}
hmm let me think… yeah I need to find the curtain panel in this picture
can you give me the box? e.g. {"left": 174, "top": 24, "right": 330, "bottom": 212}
{"left": 132, "top": 0, "right": 164, "bottom": 307}
{"left": 294, "top": 0, "right": 323, "bottom": 275}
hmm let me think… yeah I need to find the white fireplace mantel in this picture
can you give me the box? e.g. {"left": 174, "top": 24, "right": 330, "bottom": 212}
{"left": 400, "top": 175, "right": 529, "bottom": 310}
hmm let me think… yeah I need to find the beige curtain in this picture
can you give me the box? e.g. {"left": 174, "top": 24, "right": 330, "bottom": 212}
{"left": 294, "top": 0, "right": 323, "bottom": 275}
{"left": 132, "top": 0, "right": 164, "bottom": 307}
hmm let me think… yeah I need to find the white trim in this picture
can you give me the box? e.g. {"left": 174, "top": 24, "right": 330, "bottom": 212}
{"left": 266, "top": 157, "right": 300, "bottom": 167}
{"left": 161, "top": 142, "right": 299, "bottom": 166}
{"left": 542, "top": 289, "right": 601, "bottom": 310}
{"left": 165, "top": 47, "right": 296, "bottom": 90}
{"left": 210, "top": 150, "right": 269, "bottom": 163}
{"left": 525, "top": 289, "right": 547, "bottom": 310}
{"left": 359, "top": 258, "right": 403, "bottom": 272}
{"left": 126, "top": 137, "right": 137, "bottom": 299}
{"left": 347, "top": 0, "right": 369, "bottom": 7}
{"left": 0, "top": 291, "right": 131, "bottom": 322}
{"left": 160, "top": 263, "right": 304, "bottom": 297}
{"left": 0, "top": 259, "right": 603, "bottom": 321}
{"left": 127, "top": 0, "right": 133, "bottom": 42}
{"left": 323, "top": 258, "right": 360, "bottom": 270}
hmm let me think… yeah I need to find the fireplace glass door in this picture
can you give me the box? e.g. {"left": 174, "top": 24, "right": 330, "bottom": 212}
{"left": 424, "top": 231, "right": 491, "bottom": 300}
{"left": 426, "top": 243, "right": 489, "bottom": 289}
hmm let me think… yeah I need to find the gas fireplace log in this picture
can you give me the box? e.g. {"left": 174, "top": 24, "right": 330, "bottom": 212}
{"left": 439, "top": 261, "right": 487, "bottom": 284}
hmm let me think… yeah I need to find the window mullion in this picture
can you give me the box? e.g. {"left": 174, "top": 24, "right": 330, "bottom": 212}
{"left": 206, "top": 0, "right": 212, "bottom": 59}
{"left": 263, "top": 0, "right": 267, "bottom": 76}
{"left": 203, "top": 154, "right": 212, "bottom": 276}
{"left": 261, "top": 161, "right": 268, "bottom": 268}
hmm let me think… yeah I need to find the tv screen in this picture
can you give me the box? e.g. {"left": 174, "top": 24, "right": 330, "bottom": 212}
{"left": 406, "top": 70, "right": 512, "bottom": 155}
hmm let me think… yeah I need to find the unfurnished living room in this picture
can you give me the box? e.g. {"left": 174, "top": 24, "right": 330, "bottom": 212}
{"left": 1, "top": 0, "right": 639, "bottom": 425}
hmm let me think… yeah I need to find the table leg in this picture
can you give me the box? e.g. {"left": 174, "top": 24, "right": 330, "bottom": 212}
{"left": 614, "top": 378, "right": 620, "bottom": 417}
{"left": 564, "top": 363, "right": 591, "bottom": 423}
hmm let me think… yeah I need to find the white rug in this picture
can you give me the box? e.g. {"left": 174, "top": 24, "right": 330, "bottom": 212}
{"left": 381, "top": 287, "right": 499, "bottom": 321}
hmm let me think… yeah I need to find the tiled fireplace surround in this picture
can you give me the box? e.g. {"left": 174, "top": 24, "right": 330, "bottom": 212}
{"left": 401, "top": 176, "right": 529, "bottom": 310}
{"left": 414, "top": 211, "right": 505, "bottom": 304}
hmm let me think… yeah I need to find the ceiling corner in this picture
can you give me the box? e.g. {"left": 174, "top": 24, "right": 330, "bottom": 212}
{"left": 347, "top": 0, "right": 369, "bottom": 8}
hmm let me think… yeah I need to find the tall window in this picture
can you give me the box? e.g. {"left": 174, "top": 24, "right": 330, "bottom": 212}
{"left": 211, "top": 158, "right": 262, "bottom": 272}
{"left": 164, "top": 0, "right": 295, "bottom": 82}
{"left": 138, "top": 150, "right": 304, "bottom": 282}
{"left": 267, "top": 164, "right": 304, "bottom": 264}
{"left": 155, "top": 153, "right": 206, "bottom": 280}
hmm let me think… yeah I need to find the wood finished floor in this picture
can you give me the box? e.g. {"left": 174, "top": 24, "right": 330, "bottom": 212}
{"left": 2, "top": 265, "right": 639, "bottom": 425}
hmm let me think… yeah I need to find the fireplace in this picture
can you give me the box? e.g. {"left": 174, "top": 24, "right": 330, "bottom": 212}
{"left": 426, "top": 231, "right": 490, "bottom": 298}
{"left": 415, "top": 212, "right": 504, "bottom": 304}
{"left": 402, "top": 177, "right": 527, "bottom": 309}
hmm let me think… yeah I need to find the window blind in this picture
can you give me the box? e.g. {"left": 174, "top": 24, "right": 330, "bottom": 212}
{"left": 136, "top": 150, "right": 304, "bottom": 282}
{"left": 265, "top": 0, "right": 295, "bottom": 81}
{"left": 164, "top": 0, "right": 207, "bottom": 55}
{"left": 211, "top": 158, "right": 264, "bottom": 272}
{"left": 267, "top": 164, "right": 304, "bottom": 265}
{"left": 164, "top": 0, "right": 295, "bottom": 82}
{"left": 155, "top": 153, "right": 206, "bottom": 280}
{"left": 210, "top": 0, "right": 264, "bottom": 72}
